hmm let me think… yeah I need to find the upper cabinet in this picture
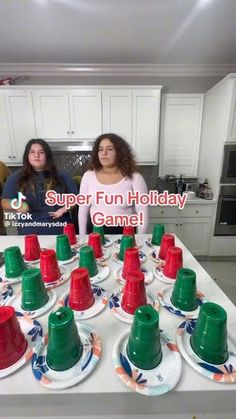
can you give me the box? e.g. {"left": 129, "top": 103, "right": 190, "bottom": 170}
{"left": 103, "top": 88, "right": 161, "bottom": 164}
{"left": 226, "top": 78, "right": 236, "bottom": 141}
{"left": 159, "top": 94, "right": 204, "bottom": 177}
{"left": 0, "top": 90, "right": 36, "bottom": 164}
{"left": 33, "top": 89, "right": 102, "bottom": 140}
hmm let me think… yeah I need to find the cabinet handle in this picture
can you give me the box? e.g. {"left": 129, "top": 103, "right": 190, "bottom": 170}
{"left": 71, "top": 131, "right": 75, "bottom": 134}
{"left": 67, "top": 131, "right": 70, "bottom": 134}
{"left": 176, "top": 223, "right": 178, "bottom": 226}
{"left": 13, "top": 156, "right": 16, "bottom": 159}
{"left": 179, "top": 223, "right": 182, "bottom": 226}
{"left": 161, "top": 211, "right": 164, "bottom": 214}
{"left": 8, "top": 156, "right": 12, "bottom": 159}
{"left": 196, "top": 210, "right": 199, "bottom": 214}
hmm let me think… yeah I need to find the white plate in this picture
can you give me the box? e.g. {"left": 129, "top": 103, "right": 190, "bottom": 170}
{"left": 113, "top": 250, "right": 146, "bottom": 265}
{"left": 23, "top": 257, "right": 40, "bottom": 264}
{"left": 58, "top": 285, "right": 108, "bottom": 319}
{"left": 71, "top": 238, "right": 84, "bottom": 249}
{"left": 0, "top": 312, "right": 43, "bottom": 378}
{"left": 102, "top": 237, "right": 113, "bottom": 248}
{"left": 114, "top": 267, "right": 153, "bottom": 286}
{"left": 145, "top": 238, "right": 160, "bottom": 249}
{"left": 158, "top": 286, "right": 206, "bottom": 319}
{"left": 177, "top": 319, "right": 236, "bottom": 384}
{"left": 109, "top": 289, "right": 159, "bottom": 324}
{"left": 149, "top": 249, "right": 164, "bottom": 264}
{"left": 77, "top": 248, "right": 110, "bottom": 263}
{"left": 31, "top": 322, "right": 102, "bottom": 389}
{"left": 90, "top": 264, "right": 110, "bottom": 285}
{"left": 114, "top": 237, "right": 142, "bottom": 249}
{"left": 44, "top": 265, "right": 70, "bottom": 290}
{"left": 0, "top": 264, "right": 31, "bottom": 285}
{"left": 113, "top": 329, "right": 182, "bottom": 395}
{"left": 0, "top": 284, "right": 14, "bottom": 306}
{"left": 9, "top": 289, "right": 57, "bottom": 319}
{"left": 153, "top": 266, "right": 176, "bottom": 284}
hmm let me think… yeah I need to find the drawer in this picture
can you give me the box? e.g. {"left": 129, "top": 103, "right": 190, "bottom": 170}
{"left": 149, "top": 206, "right": 179, "bottom": 218}
{"left": 179, "top": 205, "right": 213, "bottom": 218}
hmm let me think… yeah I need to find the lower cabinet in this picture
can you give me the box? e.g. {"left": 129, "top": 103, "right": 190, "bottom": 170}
{"left": 149, "top": 204, "right": 214, "bottom": 256}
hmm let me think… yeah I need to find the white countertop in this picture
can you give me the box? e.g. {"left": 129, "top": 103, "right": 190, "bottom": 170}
{"left": 0, "top": 235, "right": 236, "bottom": 417}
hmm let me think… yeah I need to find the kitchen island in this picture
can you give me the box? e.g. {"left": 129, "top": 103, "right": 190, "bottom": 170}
{"left": 0, "top": 235, "right": 236, "bottom": 418}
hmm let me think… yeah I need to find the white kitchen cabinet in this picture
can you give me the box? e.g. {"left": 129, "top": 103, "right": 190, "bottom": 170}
{"left": 33, "top": 89, "right": 102, "bottom": 140}
{"left": 102, "top": 88, "right": 161, "bottom": 164}
{"left": 0, "top": 91, "right": 36, "bottom": 164}
{"left": 102, "top": 90, "right": 132, "bottom": 145}
{"left": 149, "top": 203, "right": 214, "bottom": 256}
{"left": 226, "top": 78, "right": 236, "bottom": 141}
{"left": 159, "top": 94, "right": 203, "bottom": 177}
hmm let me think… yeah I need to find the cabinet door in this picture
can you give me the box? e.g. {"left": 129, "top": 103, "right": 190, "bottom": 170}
{"left": 132, "top": 90, "right": 161, "bottom": 164}
{"left": 5, "top": 91, "right": 36, "bottom": 163}
{"left": 159, "top": 95, "right": 203, "bottom": 176}
{"left": 0, "top": 93, "right": 13, "bottom": 163}
{"left": 69, "top": 90, "right": 102, "bottom": 139}
{"left": 102, "top": 90, "right": 132, "bottom": 146}
{"left": 33, "top": 90, "right": 70, "bottom": 139}
{"left": 227, "top": 79, "right": 236, "bottom": 141}
{"left": 179, "top": 218, "right": 211, "bottom": 255}
{"left": 148, "top": 218, "right": 179, "bottom": 235}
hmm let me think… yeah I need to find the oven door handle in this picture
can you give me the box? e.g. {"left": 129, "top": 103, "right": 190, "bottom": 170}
{"left": 222, "top": 197, "right": 236, "bottom": 202}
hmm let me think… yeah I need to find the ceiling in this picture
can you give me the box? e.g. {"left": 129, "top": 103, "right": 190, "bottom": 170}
{"left": 0, "top": 0, "right": 236, "bottom": 76}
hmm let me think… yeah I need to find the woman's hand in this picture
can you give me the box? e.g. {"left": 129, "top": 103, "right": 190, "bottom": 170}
{"left": 48, "top": 207, "right": 67, "bottom": 219}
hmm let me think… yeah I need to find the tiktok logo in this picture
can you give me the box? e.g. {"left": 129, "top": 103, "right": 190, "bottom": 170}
{"left": 11, "top": 192, "right": 27, "bottom": 210}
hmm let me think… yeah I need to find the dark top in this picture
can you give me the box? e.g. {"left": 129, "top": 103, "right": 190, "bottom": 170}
{"left": 2, "top": 169, "right": 78, "bottom": 235}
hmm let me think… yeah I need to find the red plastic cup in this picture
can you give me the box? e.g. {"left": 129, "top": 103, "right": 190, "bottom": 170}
{"left": 0, "top": 306, "right": 27, "bottom": 370}
{"left": 122, "top": 248, "right": 141, "bottom": 280}
{"left": 68, "top": 267, "right": 95, "bottom": 311}
{"left": 158, "top": 234, "right": 175, "bottom": 260}
{"left": 163, "top": 246, "right": 183, "bottom": 279}
{"left": 123, "top": 226, "right": 136, "bottom": 245}
{"left": 40, "top": 249, "right": 61, "bottom": 283}
{"left": 24, "top": 235, "right": 41, "bottom": 262}
{"left": 88, "top": 233, "right": 103, "bottom": 258}
{"left": 63, "top": 223, "right": 77, "bottom": 246}
{"left": 121, "top": 271, "right": 147, "bottom": 315}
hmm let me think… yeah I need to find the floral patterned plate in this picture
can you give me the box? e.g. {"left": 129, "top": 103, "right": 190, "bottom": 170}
{"left": 153, "top": 265, "right": 176, "bottom": 284}
{"left": 0, "top": 264, "right": 31, "bottom": 285}
{"left": 113, "top": 251, "right": 146, "bottom": 265}
{"left": 0, "top": 284, "right": 14, "bottom": 306}
{"left": 149, "top": 249, "right": 164, "bottom": 264}
{"left": 57, "top": 248, "right": 79, "bottom": 265}
{"left": 177, "top": 319, "right": 236, "bottom": 384}
{"left": 158, "top": 286, "right": 206, "bottom": 319}
{"left": 0, "top": 312, "right": 43, "bottom": 379}
{"left": 9, "top": 289, "right": 57, "bottom": 319}
{"left": 71, "top": 238, "right": 84, "bottom": 249}
{"left": 102, "top": 237, "right": 113, "bottom": 248}
{"left": 89, "top": 265, "right": 110, "bottom": 285}
{"left": 113, "top": 329, "right": 182, "bottom": 395}
{"left": 32, "top": 322, "right": 102, "bottom": 389}
{"left": 114, "top": 238, "right": 142, "bottom": 249}
{"left": 109, "top": 289, "right": 159, "bottom": 324}
{"left": 145, "top": 238, "right": 159, "bottom": 249}
{"left": 58, "top": 285, "right": 108, "bottom": 319}
{"left": 114, "top": 267, "right": 153, "bottom": 286}
{"left": 77, "top": 248, "right": 110, "bottom": 263}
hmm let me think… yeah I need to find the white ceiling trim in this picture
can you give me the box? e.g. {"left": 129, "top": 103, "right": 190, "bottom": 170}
{"left": 1, "top": 63, "right": 236, "bottom": 77}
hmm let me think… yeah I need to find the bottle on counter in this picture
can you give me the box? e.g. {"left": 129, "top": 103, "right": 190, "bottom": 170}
{"left": 175, "top": 174, "right": 186, "bottom": 195}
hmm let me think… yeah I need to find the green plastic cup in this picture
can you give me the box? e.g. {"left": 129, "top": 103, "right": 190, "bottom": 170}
{"left": 4, "top": 246, "right": 26, "bottom": 279}
{"left": 118, "top": 235, "right": 134, "bottom": 261}
{"left": 46, "top": 306, "right": 83, "bottom": 371}
{"left": 93, "top": 225, "right": 106, "bottom": 245}
{"left": 170, "top": 268, "right": 198, "bottom": 311}
{"left": 190, "top": 302, "right": 229, "bottom": 365}
{"left": 56, "top": 234, "right": 73, "bottom": 262}
{"left": 21, "top": 268, "right": 49, "bottom": 311}
{"left": 79, "top": 245, "right": 98, "bottom": 277}
{"left": 126, "top": 305, "right": 162, "bottom": 370}
{"left": 151, "top": 224, "right": 165, "bottom": 246}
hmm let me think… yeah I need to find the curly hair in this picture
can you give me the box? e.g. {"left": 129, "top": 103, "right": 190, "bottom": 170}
{"left": 17, "top": 139, "right": 64, "bottom": 193}
{"left": 88, "top": 133, "right": 139, "bottom": 178}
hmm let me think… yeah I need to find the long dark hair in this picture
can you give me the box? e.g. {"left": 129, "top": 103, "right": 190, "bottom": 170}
{"left": 88, "top": 133, "right": 139, "bottom": 178}
{"left": 17, "top": 139, "right": 64, "bottom": 193}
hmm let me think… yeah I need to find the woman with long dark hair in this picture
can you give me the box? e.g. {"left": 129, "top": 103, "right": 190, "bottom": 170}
{"left": 79, "top": 133, "right": 149, "bottom": 234}
{"left": 2, "top": 139, "right": 78, "bottom": 235}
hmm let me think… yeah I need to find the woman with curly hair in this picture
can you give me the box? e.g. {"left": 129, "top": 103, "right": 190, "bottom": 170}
{"left": 78, "top": 133, "right": 148, "bottom": 234}
{"left": 1, "top": 139, "right": 77, "bottom": 235}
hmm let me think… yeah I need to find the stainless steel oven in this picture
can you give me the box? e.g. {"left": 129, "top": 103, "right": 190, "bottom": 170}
{"left": 220, "top": 144, "right": 236, "bottom": 183}
{"left": 214, "top": 185, "right": 236, "bottom": 235}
